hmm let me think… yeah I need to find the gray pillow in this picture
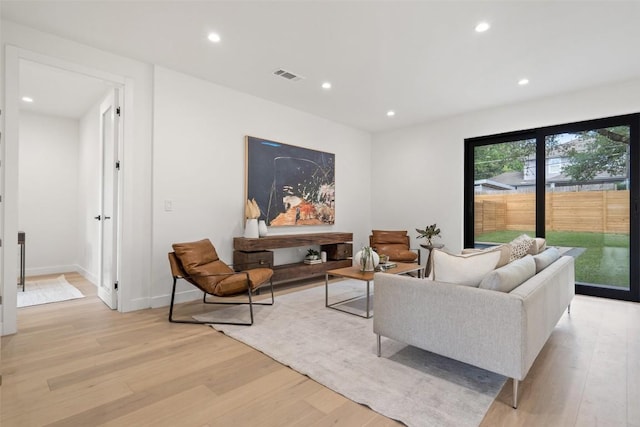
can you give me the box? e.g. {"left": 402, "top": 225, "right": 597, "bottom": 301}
{"left": 479, "top": 255, "right": 536, "bottom": 293}
{"left": 532, "top": 247, "right": 560, "bottom": 273}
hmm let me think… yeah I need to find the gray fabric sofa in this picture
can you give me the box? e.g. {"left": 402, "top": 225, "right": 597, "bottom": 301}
{"left": 373, "top": 254, "right": 575, "bottom": 408}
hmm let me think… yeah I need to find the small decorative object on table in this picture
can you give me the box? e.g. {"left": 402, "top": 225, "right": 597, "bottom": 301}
{"left": 258, "top": 220, "right": 268, "bottom": 237}
{"left": 354, "top": 246, "right": 380, "bottom": 272}
{"left": 415, "top": 223, "right": 442, "bottom": 246}
{"left": 304, "top": 249, "right": 322, "bottom": 265}
{"left": 244, "top": 198, "right": 261, "bottom": 238}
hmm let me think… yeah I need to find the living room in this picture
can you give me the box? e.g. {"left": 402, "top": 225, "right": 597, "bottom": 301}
{"left": 2, "top": 2, "right": 640, "bottom": 426}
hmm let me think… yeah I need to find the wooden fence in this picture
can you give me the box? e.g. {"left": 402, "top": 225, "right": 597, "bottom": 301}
{"left": 475, "top": 190, "right": 629, "bottom": 235}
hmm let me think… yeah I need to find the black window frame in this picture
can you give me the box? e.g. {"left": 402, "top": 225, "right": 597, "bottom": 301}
{"left": 464, "top": 113, "right": 640, "bottom": 302}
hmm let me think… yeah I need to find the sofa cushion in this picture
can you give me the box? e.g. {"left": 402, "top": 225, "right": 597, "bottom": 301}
{"left": 479, "top": 255, "right": 536, "bottom": 293}
{"left": 429, "top": 248, "right": 501, "bottom": 287}
{"left": 461, "top": 244, "right": 510, "bottom": 268}
{"left": 508, "top": 234, "right": 535, "bottom": 262}
{"left": 532, "top": 247, "right": 560, "bottom": 273}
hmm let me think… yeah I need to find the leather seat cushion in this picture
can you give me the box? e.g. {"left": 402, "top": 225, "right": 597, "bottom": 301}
{"left": 375, "top": 244, "right": 417, "bottom": 262}
{"left": 215, "top": 268, "right": 273, "bottom": 296}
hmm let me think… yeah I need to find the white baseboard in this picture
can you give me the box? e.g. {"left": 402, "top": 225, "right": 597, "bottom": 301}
{"left": 25, "top": 265, "right": 79, "bottom": 277}
{"left": 121, "top": 297, "right": 151, "bottom": 313}
{"left": 150, "top": 289, "right": 202, "bottom": 309}
{"left": 75, "top": 265, "right": 98, "bottom": 286}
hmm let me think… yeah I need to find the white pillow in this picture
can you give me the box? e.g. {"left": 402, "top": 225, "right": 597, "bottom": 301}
{"left": 461, "top": 244, "right": 510, "bottom": 268}
{"left": 527, "top": 238, "right": 547, "bottom": 255}
{"left": 479, "top": 255, "right": 536, "bottom": 293}
{"left": 429, "top": 249, "right": 501, "bottom": 287}
{"left": 509, "top": 234, "right": 534, "bottom": 262}
{"left": 532, "top": 247, "right": 560, "bottom": 273}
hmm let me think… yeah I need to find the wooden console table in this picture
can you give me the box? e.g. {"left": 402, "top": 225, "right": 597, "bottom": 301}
{"left": 233, "top": 232, "right": 353, "bottom": 282}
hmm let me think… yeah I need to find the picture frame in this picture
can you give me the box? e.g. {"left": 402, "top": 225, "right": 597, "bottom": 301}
{"left": 245, "top": 136, "right": 335, "bottom": 226}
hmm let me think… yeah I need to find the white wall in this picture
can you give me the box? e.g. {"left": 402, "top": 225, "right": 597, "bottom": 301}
{"left": 152, "top": 66, "right": 372, "bottom": 306}
{"left": 77, "top": 103, "right": 101, "bottom": 284}
{"left": 18, "top": 111, "right": 79, "bottom": 274}
{"left": 372, "top": 78, "right": 640, "bottom": 255}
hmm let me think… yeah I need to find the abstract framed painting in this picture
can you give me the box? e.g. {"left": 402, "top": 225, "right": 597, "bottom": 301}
{"left": 245, "top": 136, "right": 335, "bottom": 226}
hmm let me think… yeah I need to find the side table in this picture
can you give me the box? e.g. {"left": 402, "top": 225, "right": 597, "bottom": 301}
{"left": 420, "top": 243, "right": 444, "bottom": 277}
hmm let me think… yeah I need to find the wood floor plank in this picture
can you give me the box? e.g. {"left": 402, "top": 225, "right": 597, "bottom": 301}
{"left": 2, "top": 272, "right": 639, "bottom": 426}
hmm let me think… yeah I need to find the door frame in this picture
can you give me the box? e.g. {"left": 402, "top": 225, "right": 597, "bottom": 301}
{"left": 2, "top": 46, "right": 130, "bottom": 334}
{"left": 464, "top": 113, "right": 640, "bottom": 302}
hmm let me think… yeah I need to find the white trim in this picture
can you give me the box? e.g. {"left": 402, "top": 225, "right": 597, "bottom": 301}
{"left": 3, "top": 46, "right": 21, "bottom": 335}
{"left": 76, "top": 265, "right": 99, "bottom": 287}
{"left": 25, "top": 265, "right": 80, "bottom": 277}
{"left": 150, "top": 289, "right": 202, "bottom": 309}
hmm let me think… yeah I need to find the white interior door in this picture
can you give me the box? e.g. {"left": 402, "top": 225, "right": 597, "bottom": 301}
{"left": 97, "top": 89, "right": 120, "bottom": 309}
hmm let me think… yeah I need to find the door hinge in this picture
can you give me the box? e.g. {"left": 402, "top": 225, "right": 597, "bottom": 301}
{"left": 115, "top": 160, "right": 120, "bottom": 170}
{"left": 114, "top": 281, "right": 118, "bottom": 290}
{"left": 116, "top": 107, "right": 121, "bottom": 116}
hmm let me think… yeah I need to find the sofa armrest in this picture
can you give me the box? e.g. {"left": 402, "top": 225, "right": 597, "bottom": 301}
{"left": 373, "top": 273, "right": 526, "bottom": 379}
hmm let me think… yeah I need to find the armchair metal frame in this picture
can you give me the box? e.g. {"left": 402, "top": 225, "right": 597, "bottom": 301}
{"left": 168, "top": 252, "right": 274, "bottom": 326}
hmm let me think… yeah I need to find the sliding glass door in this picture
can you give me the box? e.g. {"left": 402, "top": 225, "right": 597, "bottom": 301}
{"left": 464, "top": 114, "right": 639, "bottom": 301}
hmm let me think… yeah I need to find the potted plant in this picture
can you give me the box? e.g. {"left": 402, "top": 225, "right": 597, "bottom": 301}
{"left": 416, "top": 224, "right": 442, "bottom": 248}
{"left": 306, "top": 249, "right": 320, "bottom": 260}
{"left": 304, "top": 249, "right": 322, "bottom": 264}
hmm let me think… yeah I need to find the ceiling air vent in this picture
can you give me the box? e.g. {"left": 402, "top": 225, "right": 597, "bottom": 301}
{"left": 273, "top": 68, "right": 304, "bottom": 82}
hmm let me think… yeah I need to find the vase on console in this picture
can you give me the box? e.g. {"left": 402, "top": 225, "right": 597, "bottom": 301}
{"left": 258, "top": 220, "right": 268, "bottom": 237}
{"left": 244, "top": 218, "right": 259, "bottom": 238}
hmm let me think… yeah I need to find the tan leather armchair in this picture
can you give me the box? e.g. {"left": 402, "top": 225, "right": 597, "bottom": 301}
{"left": 168, "top": 238, "right": 274, "bottom": 326}
{"left": 369, "top": 230, "right": 420, "bottom": 263}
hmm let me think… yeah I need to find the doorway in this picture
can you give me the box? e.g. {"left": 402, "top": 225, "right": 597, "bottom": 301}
{"left": 2, "top": 47, "right": 126, "bottom": 334}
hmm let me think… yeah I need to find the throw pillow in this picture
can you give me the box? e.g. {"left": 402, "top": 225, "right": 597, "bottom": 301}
{"left": 508, "top": 234, "right": 535, "bottom": 262}
{"left": 532, "top": 247, "right": 560, "bottom": 273}
{"left": 461, "top": 244, "right": 510, "bottom": 268}
{"left": 527, "top": 238, "right": 547, "bottom": 255}
{"left": 429, "top": 248, "right": 501, "bottom": 287}
{"left": 479, "top": 255, "right": 536, "bottom": 293}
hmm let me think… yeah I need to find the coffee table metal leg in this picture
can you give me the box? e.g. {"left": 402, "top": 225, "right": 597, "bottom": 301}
{"left": 325, "top": 272, "right": 329, "bottom": 307}
{"left": 366, "top": 280, "right": 370, "bottom": 318}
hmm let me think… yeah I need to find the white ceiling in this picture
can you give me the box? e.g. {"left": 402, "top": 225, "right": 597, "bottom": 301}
{"left": 4, "top": 1, "right": 640, "bottom": 132}
{"left": 19, "top": 59, "right": 114, "bottom": 119}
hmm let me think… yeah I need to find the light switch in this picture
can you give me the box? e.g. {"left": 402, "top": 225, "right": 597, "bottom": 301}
{"left": 164, "top": 200, "right": 173, "bottom": 211}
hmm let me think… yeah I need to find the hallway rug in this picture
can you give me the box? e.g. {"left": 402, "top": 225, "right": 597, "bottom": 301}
{"left": 194, "top": 280, "right": 506, "bottom": 427}
{"left": 18, "top": 275, "right": 85, "bottom": 308}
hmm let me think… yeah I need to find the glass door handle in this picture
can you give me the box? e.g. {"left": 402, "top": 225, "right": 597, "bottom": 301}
{"left": 94, "top": 215, "right": 101, "bottom": 220}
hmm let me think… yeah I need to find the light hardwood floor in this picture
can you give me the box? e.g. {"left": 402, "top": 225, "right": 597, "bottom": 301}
{"left": 1, "top": 273, "right": 639, "bottom": 426}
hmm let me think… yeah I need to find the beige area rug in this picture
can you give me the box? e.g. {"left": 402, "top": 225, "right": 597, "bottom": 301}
{"left": 194, "top": 280, "right": 506, "bottom": 427}
{"left": 17, "top": 275, "right": 85, "bottom": 308}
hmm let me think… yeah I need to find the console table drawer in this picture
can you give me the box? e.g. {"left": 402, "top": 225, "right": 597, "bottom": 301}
{"left": 233, "top": 250, "right": 273, "bottom": 270}
{"left": 322, "top": 243, "right": 353, "bottom": 260}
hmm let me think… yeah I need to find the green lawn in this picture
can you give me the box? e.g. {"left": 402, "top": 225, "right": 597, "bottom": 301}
{"left": 475, "top": 230, "right": 630, "bottom": 288}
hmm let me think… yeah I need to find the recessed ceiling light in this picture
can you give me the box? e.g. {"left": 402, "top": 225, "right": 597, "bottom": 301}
{"left": 321, "top": 82, "right": 332, "bottom": 90}
{"left": 207, "top": 32, "right": 221, "bottom": 43}
{"left": 475, "top": 22, "right": 490, "bottom": 33}
{"left": 386, "top": 110, "right": 395, "bottom": 117}
{"left": 22, "top": 96, "right": 34, "bottom": 103}
{"left": 518, "top": 78, "right": 530, "bottom": 86}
